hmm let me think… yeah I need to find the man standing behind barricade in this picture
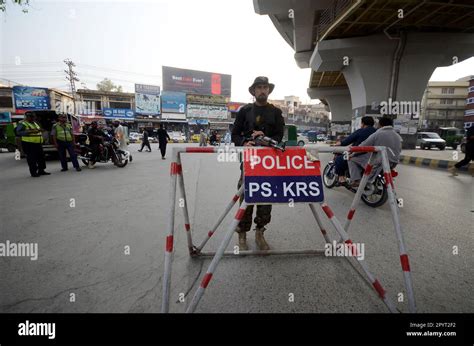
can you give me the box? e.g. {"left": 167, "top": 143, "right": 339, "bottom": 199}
{"left": 16, "top": 111, "right": 50, "bottom": 177}
{"left": 348, "top": 116, "right": 402, "bottom": 187}
{"left": 51, "top": 114, "right": 81, "bottom": 172}
{"left": 231, "top": 76, "right": 285, "bottom": 251}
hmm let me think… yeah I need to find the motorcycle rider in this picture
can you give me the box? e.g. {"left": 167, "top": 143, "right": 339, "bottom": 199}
{"left": 348, "top": 116, "right": 402, "bottom": 187}
{"left": 87, "top": 121, "right": 105, "bottom": 169}
{"left": 334, "top": 116, "right": 376, "bottom": 184}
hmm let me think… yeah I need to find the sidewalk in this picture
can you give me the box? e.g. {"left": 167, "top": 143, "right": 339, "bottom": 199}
{"left": 399, "top": 148, "right": 473, "bottom": 175}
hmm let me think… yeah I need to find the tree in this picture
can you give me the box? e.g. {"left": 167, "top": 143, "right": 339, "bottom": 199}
{"left": 96, "top": 78, "right": 123, "bottom": 92}
{"left": 0, "top": 0, "right": 30, "bottom": 13}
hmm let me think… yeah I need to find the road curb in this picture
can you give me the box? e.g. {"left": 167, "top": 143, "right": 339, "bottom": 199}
{"left": 399, "top": 155, "right": 473, "bottom": 174}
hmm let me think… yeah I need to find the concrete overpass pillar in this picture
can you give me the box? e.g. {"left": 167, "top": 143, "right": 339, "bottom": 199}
{"left": 311, "top": 32, "right": 474, "bottom": 147}
{"left": 307, "top": 86, "right": 352, "bottom": 122}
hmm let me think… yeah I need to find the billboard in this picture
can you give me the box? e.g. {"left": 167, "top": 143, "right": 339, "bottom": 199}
{"left": 13, "top": 86, "right": 51, "bottom": 113}
{"left": 102, "top": 108, "right": 135, "bottom": 120}
{"left": 135, "top": 84, "right": 161, "bottom": 115}
{"left": 161, "top": 91, "right": 186, "bottom": 113}
{"left": 163, "top": 66, "right": 231, "bottom": 96}
{"left": 187, "top": 104, "right": 228, "bottom": 119}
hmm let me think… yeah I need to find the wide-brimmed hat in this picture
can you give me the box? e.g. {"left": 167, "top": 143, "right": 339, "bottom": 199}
{"left": 248, "top": 76, "right": 275, "bottom": 95}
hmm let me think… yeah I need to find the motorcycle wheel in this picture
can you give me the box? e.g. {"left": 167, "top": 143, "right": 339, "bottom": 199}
{"left": 323, "top": 163, "right": 337, "bottom": 188}
{"left": 361, "top": 177, "right": 388, "bottom": 208}
{"left": 114, "top": 150, "right": 128, "bottom": 168}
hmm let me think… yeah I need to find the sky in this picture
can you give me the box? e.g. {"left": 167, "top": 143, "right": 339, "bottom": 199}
{"left": 1, "top": 0, "right": 473, "bottom": 104}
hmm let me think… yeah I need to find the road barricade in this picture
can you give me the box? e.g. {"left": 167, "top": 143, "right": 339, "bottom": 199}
{"left": 161, "top": 145, "right": 416, "bottom": 314}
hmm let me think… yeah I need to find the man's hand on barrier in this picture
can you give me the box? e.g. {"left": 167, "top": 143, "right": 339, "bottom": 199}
{"left": 251, "top": 130, "right": 265, "bottom": 139}
{"left": 244, "top": 141, "right": 255, "bottom": 147}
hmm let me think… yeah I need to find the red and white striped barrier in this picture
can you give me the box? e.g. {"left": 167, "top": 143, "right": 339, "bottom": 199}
{"left": 161, "top": 145, "right": 415, "bottom": 314}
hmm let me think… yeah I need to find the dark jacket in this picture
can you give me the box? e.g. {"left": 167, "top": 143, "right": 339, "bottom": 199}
{"left": 231, "top": 103, "right": 285, "bottom": 146}
{"left": 341, "top": 126, "right": 376, "bottom": 146}
{"left": 157, "top": 128, "right": 170, "bottom": 144}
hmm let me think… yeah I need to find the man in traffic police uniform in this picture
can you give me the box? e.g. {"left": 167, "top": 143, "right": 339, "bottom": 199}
{"left": 231, "top": 76, "right": 285, "bottom": 251}
{"left": 51, "top": 114, "right": 82, "bottom": 172}
{"left": 16, "top": 111, "right": 50, "bottom": 177}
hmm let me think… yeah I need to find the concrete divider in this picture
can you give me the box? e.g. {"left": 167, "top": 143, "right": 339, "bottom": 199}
{"left": 399, "top": 155, "right": 473, "bottom": 174}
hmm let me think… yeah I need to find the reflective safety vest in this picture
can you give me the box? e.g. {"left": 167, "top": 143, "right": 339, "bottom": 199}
{"left": 54, "top": 123, "right": 73, "bottom": 142}
{"left": 21, "top": 121, "right": 43, "bottom": 144}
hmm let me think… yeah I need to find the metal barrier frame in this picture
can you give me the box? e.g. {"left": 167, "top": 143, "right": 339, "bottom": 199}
{"left": 161, "top": 145, "right": 416, "bottom": 314}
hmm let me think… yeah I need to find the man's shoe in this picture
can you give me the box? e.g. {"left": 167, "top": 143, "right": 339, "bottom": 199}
{"left": 39, "top": 171, "right": 51, "bottom": 175}
{"left": 255, "top": 227, "right": 270, "bottom": 251}
{"left": 350, "top": 180, "right": 360, "bottom": 188}
{"left": 238, "top": 232, "right": 249, "bottom": 251}
{"left": 138, "top": 150, "right": 142, "bottom": 152}
{"left": 448, "top": 167, "right": 458, "bottom": 176}
{"left": 31, "top": 173, "right": 40, "bottom": 177}
{"left": 61, "top": 168, "right": 68, "bottom": 172}
{"left": 75, "top": 167, "right": 82, "bottom": 172}
{"left": 162, "top": 157, "right": 166, "bottom": 160}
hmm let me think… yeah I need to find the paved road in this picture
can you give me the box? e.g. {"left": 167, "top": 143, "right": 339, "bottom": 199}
{"left": 0, "top": 143, "right": 472, "bottom": 313}
{"left": 402, "top": 147, "right": 464, "bottom": 161}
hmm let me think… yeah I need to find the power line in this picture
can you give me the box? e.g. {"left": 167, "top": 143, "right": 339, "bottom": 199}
{"left": 76, "top": 63, "right": 162, "bottom": 78}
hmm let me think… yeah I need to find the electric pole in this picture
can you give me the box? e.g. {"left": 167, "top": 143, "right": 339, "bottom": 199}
{"left": 64, "top": 59, "right": 79, "bottom": 115}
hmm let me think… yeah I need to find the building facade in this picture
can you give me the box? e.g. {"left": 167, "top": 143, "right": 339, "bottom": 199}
{"left": 420, "top": 77, "right": 470, "bottom": 130}
{"left": 464, "top": 76, "right": 474, "bottom": 130}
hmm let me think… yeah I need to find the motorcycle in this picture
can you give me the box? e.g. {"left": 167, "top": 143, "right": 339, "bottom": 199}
{"left": 322, "top": 153, "right": 398, "bottom": 208}
{"left": 76, "top": 131, "right": 128, "bottom": 168}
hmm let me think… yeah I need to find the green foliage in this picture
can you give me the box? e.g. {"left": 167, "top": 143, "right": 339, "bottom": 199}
{"left": 96, "top": 78, "right": 123, "bottom": 93}
{"left": 0, "top": 0, "right": 30, "bottom": 13}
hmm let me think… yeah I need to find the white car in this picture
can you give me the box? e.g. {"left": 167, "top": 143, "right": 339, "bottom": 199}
{"left": 297, "top": 134, "right": 308, "bottom": 146}
{"left": 170, "top": 132, "right": 186, "bottom": 143}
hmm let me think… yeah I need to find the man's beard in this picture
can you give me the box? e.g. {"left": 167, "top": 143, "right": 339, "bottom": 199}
{"left": 255, "top": 94, "right": 268, "bottom": 103}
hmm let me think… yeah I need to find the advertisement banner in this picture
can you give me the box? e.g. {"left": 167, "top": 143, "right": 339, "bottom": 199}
{"left": 13, "top": 86, "right": 51, "bottom": 112}
{"left": 102, "top": 108, "right": 135, "bottom": 120}
{"left": 243, "top": 148, "right": 324, "bottom": 204}
{"left": 135, "top": 84, "right": 161, "bottom": 115}
{"left": 161, "top": 91, "right": 186, "bottom": 113}
{"left": 187, "top": 104, "right": 228, "bottom": 119}
{"left": 163, "top": 66, "right": 231, "bottom": 96}
{"left": 187, "top": 93, "right": 228, "bottom": 105}
{"left": 227, "top": 102, "right": 246, "bottom": 112}
{"left": 161, "top": 113, "right": 186, "bottom": 121}
{"left": 0, "top": 112, "right": 12, "bottom": 123}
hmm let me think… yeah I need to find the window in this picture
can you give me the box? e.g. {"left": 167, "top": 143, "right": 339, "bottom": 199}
{"left": 0, "top": 90, "right": 13, "bottom": 108}
{"left": 440, "top": 99, "right": 453, "bottom": 105}
{"left": 448, "top": 87, "right": 454, "bottom": 94}
{"left": 467, "top": 97, "right": 474, "bottom": 105}
{"left": 109, "top": 102, "right": 131, "bottom": 109}
{"left": 441, "top": 88, "right": 447, "bottom": 94}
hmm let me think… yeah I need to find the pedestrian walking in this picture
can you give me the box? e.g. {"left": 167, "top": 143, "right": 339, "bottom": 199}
{"left": 449, "top": 125, "right": 474, "bottom": 176}
{"left": 138, "top": 128, "right": 152, "bottom": 152}
{"left": 199, "top": 129, "right": 207, "bottom": 147}
{"left": 157, "top": 123, "right": 171, "bottom": 159}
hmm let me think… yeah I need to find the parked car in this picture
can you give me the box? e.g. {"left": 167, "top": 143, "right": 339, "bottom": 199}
{"left": 129, "top": 132, "right": 142, "bottom": 143}
{"left": 297, "top": 133, "right": 308, "bottom": 146}
{"left": 191, "top": 134, "right": 200, "bottom": 143}
{"left": 170, "top": 132, "right": 186, "bottom": 143}
{"left": 416, "top": 132, "right": 446, "bottom": 150}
